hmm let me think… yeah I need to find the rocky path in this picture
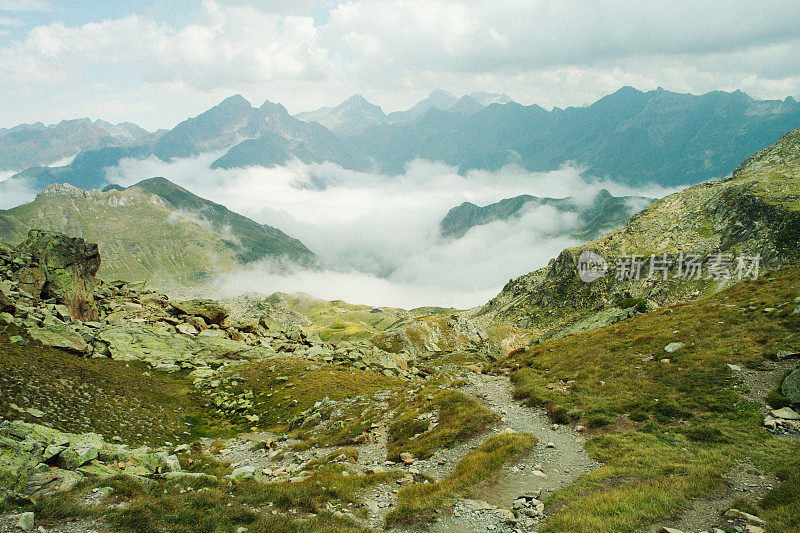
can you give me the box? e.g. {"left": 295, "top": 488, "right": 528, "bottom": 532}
{"left": 423, "top": 373, "right": 599, "bottom": 532}
{"left": 362, "top": 372, "right": 599, "bottom": 532}
{"left": 210, "top": 371, "right": 599, "bottom": 532}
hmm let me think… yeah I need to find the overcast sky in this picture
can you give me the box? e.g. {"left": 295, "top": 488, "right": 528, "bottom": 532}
{"left": 1, "top": 0, "right": 800, "bottom": 130}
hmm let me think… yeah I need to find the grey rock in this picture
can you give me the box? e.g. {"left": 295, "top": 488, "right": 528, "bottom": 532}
{"left": 664, "top": 342, "right": 686, "bottom": 353}
{"left": 16, "top": 511, "right": 35, "bottom": 532}
{"left": 55, "top": 446, "right": 98, "bottom": 470}
{"left": 26, "top": 325, "right": 88, "bottom": 354}
{"left": 781, "top": 368, "right": 800, "bottom": 404}
{"left": 771, "top": 407, "right": 800, "bottom": 420}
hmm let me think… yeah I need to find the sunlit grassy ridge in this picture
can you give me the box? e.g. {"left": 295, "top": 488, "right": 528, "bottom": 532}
{"left": 493, "top": 266, "right": 800, "bottom": 532}
{"left": 0, "top": 177, "right": 314, "bottom": 286}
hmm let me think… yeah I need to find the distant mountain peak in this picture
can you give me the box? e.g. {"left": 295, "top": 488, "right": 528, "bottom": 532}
{"left": 345, "top": 94, "right": 370, "bottom": 105}
{"left": 260, "top": 99, "right": 291, "bottom": 117}
{"left": 448, "top": 95, "right": 484, "bottom": 116}
{"left": 219, "top": 94, "right": 252, "bottom": 107}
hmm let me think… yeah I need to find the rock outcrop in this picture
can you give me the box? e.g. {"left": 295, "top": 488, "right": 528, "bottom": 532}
{"left": 0, "top": 420, "right": 180, "bottom": 504}
{"left": 1, "top": 230, "right": 419, "bottom": 376}
{"left": 11, "top": 230, "right": 100, "bottom": 321}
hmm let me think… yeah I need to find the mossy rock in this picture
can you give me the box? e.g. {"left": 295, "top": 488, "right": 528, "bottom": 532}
{"left": 781, "top": 367, "right": 800, "bottom": 404}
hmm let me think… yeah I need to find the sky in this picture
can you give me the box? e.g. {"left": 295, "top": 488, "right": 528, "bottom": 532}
{"left": 1, "top": 0, "right": 800, "bottom": 130}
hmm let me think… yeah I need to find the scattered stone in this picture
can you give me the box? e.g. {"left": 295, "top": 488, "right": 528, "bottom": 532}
{"left": 723, "top": 508, "right": 765, "bottom": 525}
{"left": 226, "top": 465, "right": 256, "bottom": 482}
{"left": 176, "top": 322, "right": 199, "bottom": 335}
{"left": 16, "top": 512, "right": 35, "bottom": 532}
{"left": 55, "top": 446, "right": 99, "bottom": 470}
{"left": 399, "top": 452, "right": 416, "bottom": 465}
{"left": 771, "top": 407, "right": 800, "bottom": 420}
{"left": 726, "top": 363, "right": 742, "bottom": 372}
{"left": 27, "top": 325, "right": 88, "bottom": 354}
{"left": 664, "top": 342, "right": 685, "bottom": 353}
{"left": 171, "top": 299, "right": 229, "bottom": 325}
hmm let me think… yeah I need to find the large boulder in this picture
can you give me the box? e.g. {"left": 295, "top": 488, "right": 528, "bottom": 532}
{"left": 782, "top": 367, "right": 800, "bottom": 404}
{"left": 27, "top": 325, "right": 89, "bottom": 354}
{"left": 15, "top": 230, "right": 101, "bottom": 321}
{"left": 171, "top": 299, "right": 229, "bottom": 325}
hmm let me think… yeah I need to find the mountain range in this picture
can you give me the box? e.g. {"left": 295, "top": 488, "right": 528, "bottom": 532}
{"left": 0, "top": 177, "right": 315, "bottom": 286}
{"left": 440, "top": 189, "right": 653, "bottom": 240}
{"left": 2, "top": 87, "right": 799, "bottom": 203}
{"left": 0, "top": 118, "right": 152, "bottom": 172}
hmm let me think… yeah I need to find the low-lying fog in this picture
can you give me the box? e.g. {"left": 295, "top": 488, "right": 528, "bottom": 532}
{"left": 36, "top": 155, "right": 681, "bottom": 308}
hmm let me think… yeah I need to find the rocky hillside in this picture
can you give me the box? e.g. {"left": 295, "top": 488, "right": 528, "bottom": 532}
{"left": 0, "top": 177, "right": 315, "bottom": 286}
{"left": 440, "top": 189, "right": 653, "bottom": 239}
{"left": 476, "top": 127, "right": 800, "bottom": 342}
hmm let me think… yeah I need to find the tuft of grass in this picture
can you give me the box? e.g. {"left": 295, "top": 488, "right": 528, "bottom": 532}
{"left": 761, "top": 452, "right": 800, "bottom": 531}
{"left": 386, "top": 431, "right": 536, "bottom": 527}
{"left": 387, "top": 386, "right": 499, "bottom": 461}
{"left": 765, "top": 386, "right": 792, "bottom": 409}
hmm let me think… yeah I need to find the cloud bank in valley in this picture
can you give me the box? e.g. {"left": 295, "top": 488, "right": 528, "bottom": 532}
{"left": 105, "top": 156, "right": 677, "bottom": 309}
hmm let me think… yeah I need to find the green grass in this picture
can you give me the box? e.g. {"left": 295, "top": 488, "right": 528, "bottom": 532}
{"left": 0, "top": 325, "right": 239, "bottom": 446}
{"left": 209, "top": 357, "right": 402, "bottom": 432}
{"left": 386, "top": 431, "right": 536, "bottom": 527}
{"left": 492, "top": 266, "right": 800, "bottom": 532}
{"left": 387, "top": 378, "right": 499, "bottom": 461}
{"left": 19, "top": 451, "right": 391, "bottom": 533}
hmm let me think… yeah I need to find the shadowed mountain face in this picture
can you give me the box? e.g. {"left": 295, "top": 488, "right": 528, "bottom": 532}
{"left": 440, "top": 189, "right": 653, "bottom": 240}
{"left": 0, "top": 177, "right": 315, "bottom": 286}
{"left": 2, "top": 87, "right": 800, "bottom": 202}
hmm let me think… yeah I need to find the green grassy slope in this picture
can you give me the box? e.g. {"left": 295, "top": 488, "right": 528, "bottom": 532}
{"left": 493, "top": 266, "right": 800, "bottom": 532}
{"left": 0, "top": 178, "right": 315, "bottom": 286}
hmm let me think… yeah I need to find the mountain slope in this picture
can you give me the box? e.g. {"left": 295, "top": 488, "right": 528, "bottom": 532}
{"left": 477, "top": 126, "right": 800, "bottom": 339}
{"left": 0, "top": 177, "right": 315, "bottom": 286}
{"left": 440, "top": 189, "right": 653, "bottom": 239}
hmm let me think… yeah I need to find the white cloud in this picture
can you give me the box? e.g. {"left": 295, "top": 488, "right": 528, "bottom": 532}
{"left": 104, "top": 155, "right": 673, "bottom": 308}
{"left": 1, "top": 1, "right": 800, "bottom": 128}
